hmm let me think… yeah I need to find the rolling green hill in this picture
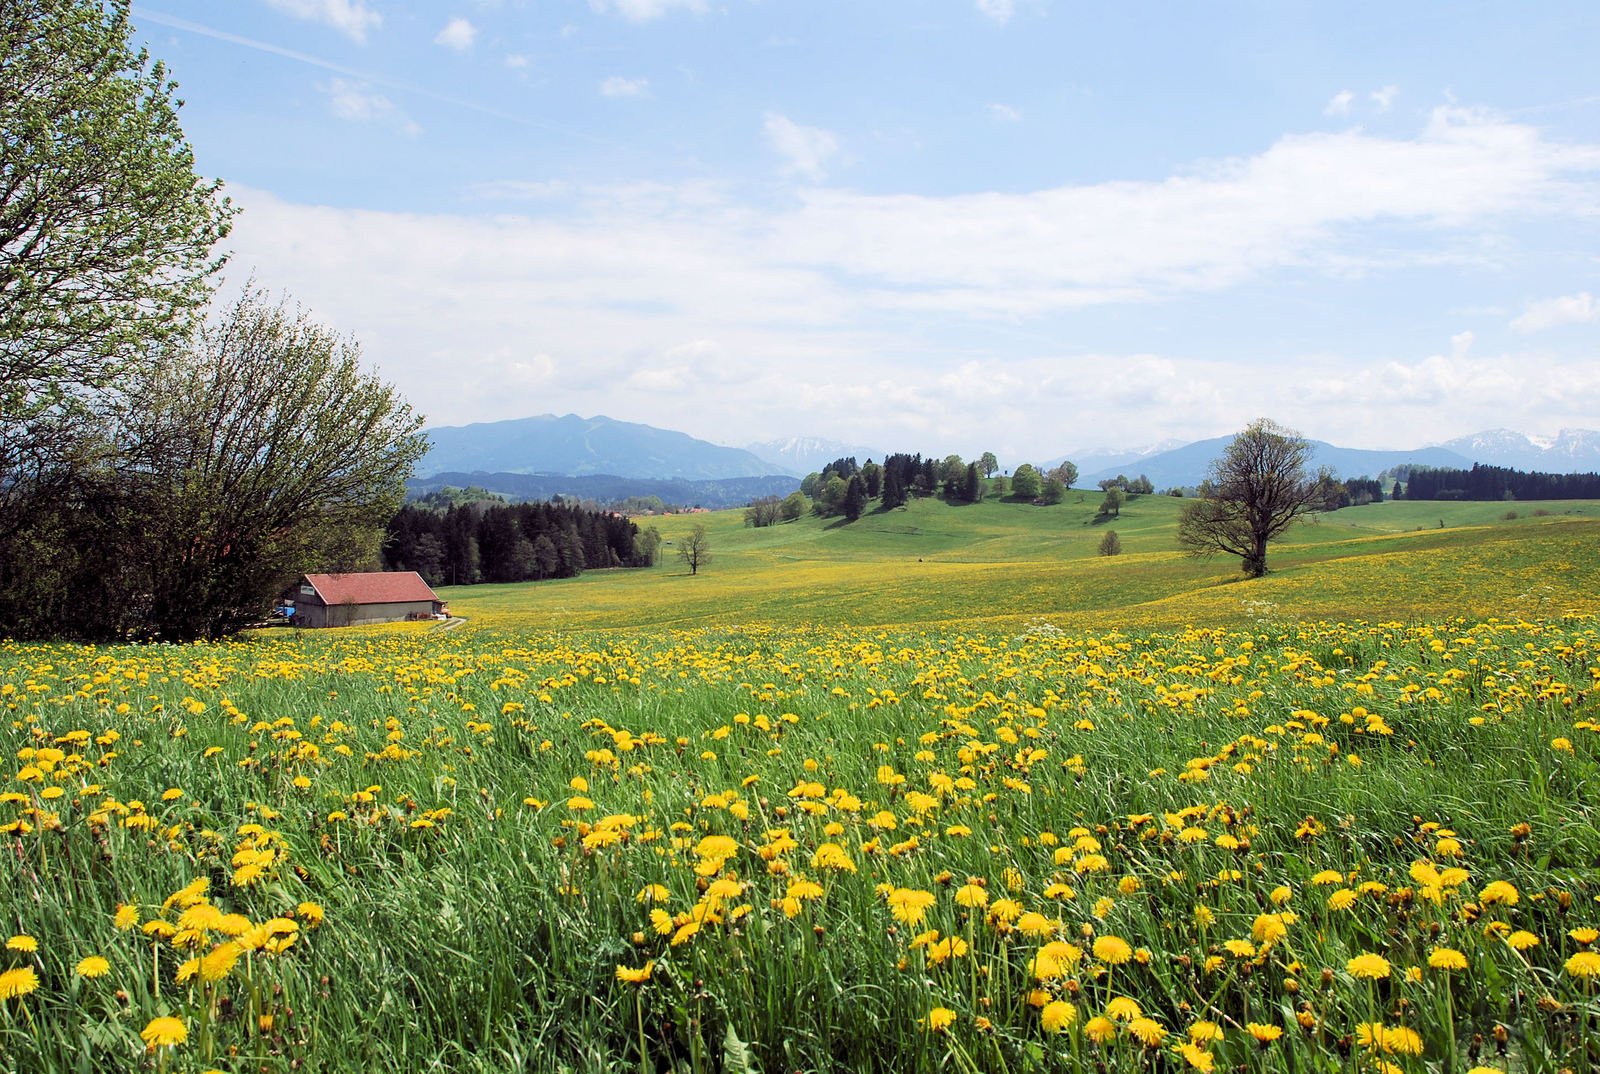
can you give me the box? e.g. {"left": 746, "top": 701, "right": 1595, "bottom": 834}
{"left": 442, "top": 490, "right": 1600, "bottom": 632}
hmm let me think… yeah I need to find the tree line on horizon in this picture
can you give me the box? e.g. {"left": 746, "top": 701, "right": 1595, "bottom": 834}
{"left": 381, "top": 502, "right": 651, "bottom": 588}
{"left": 1399, "top": 463, "right": 1600, "bottom": 501}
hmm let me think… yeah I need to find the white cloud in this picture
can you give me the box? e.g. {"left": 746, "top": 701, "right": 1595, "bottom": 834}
{"left": 588, "top": 0, "right": 707, "bottom": 21}
{"left": 764, "top": 113, "right": 840, "bottom": 182}
{"left": 988, "top": 103, "right": 1022, "bottom": 123}
{"left": 1371, "top": 85, "right": 1399, "bottom": 112}
{"left": 1324, "top": 90, "right": 1354, "bottom": 117}
{"left": 211, "top": 107, "right": 1600, "bottom": 447}
{"left": 323, "top": 79, "right": 421, "bottom": 136}
{"left": 762, "top": 106, "right": 1600, "bottom": 314}
{"left": 434, "top": 17, "right": 478, "bottom": 51}
{"left": 504, "top": 53, "right": 530, "bottom": 69}
{"left": 1512, "top": 291, "right": 1598, "bottom": 333}
{"left": 976, "top": 0, "right": 1015, "bottom": 24}
{"left": 262, "top": 0, "right": 382, "bottom": 43}
{"left": 601, "top": 76, "right": 650, "bottom": 98}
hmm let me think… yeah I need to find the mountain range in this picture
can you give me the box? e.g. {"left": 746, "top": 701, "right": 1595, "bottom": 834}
{"left": 417, "top": 415, "right": 1600, "bottom": 502}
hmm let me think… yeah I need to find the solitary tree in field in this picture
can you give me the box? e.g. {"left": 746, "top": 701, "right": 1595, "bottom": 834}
{"left": 679, "top": 523, "right": 711, "bottom": 575}
{"left": 1177, "top": 418, "right": 1329, "bottom": 577}
{"left": 1098, "top": 530, "right": 1122, "bottom": 556}
{"left": 1098, "top": 487, "right": 1124, "bottom": 518}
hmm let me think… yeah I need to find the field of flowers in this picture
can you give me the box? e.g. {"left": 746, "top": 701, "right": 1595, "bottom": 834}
{"left": 3, "top": 607, "right": 1598, "bottom": 1073}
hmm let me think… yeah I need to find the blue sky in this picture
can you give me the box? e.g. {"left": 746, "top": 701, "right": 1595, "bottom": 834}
{"left": 130, "top": 1, "right": 1600, "bottom": 461}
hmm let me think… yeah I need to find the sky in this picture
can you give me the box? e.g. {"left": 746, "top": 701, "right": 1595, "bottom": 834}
{"left": 128, "top": 1, "right": 1600, "bottom": 461}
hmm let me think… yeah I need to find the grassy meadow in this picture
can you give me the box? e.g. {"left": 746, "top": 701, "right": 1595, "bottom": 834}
{"left": 4, "top": 489, "right": 1600, "bottom": 1073}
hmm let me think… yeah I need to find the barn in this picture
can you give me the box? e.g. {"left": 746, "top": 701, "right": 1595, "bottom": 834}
{"left": 280, "top": 572, "right": 447, "bottom": 628}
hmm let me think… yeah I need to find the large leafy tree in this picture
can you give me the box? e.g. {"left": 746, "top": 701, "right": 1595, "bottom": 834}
{"left": 120, "top": 288, "right": 428, "bottom": 639}
{"left": 1176, "top": 418, "right": 1330, "bottom": 577}
{"left": 1, "top": 0, "right": 233, "bottom": 526}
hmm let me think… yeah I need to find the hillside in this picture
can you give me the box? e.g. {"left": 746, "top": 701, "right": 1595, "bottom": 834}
{"left": 1080, "top": 437, "right": 1477, "bottom": 489}
{"left": 406, "top": 470, "right": 799, "bottom": 509}
{"left": 442, "top": 489, "right": 1600, "bottom": 631}
{"left": 419, "top": 414, "right": 790, "bottom": 480}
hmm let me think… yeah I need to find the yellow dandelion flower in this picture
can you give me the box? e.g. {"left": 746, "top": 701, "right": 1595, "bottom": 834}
{"left": 1505, "top": 930, "right": 1540, "bottom": 951}
{"left": 1347, "top": 953, "right": 1391, "bottom": 980}
{"left": 1188, "top": 1020, "right": 1224, "bottom": 1044}
{"left": 1565, "top": 951, "right": 1600, "bottom": 978}
{"left": 1127, "top": 1016, "right": 1165, "bottom": 1046}
{"left": 76, "top": 956, "right": 111, "bottom": 979}
{"left": 141, "top": 1015, "right": 188, "bottom": 1049}
{"left": 1039, "top": 999, "right": 1076, "bottom": 1033}
{"left": 1326, "top": 888, "right": 1358, "bottom": 911}
{"left": 115, "top": 904, "right": 140, "bottom": 930}
{"left": 6, "top": 935, "right": 37, "bottom": 953}
{"left": 1247, "top": 1022, "right": 1283, "bottom": 1045}
{"left": 1428, "top": 947, "right": 1468, "bottom": 971}
{"left": 954, "top": 883, "right": 988, "bottom": 909}
{"left": 924, "top": 1006, "right": 956, "bottom": 1033}
{"left": 1084, "top": 1015, "right": 1117, "bottom": 1044}
{"left": 0, "top": 966, "right": 40, "bottom": 1001}
{"left": 616, "top": 961, "right": 654, "bottom": 984}
{"left": 1092, "top": 934, "right": 1132, "bottom": 965}
{"left": 1479, "top": 881, "right": 1519, "bottom": 906}
{"left": 1104, "top": 995, "right": 1142, "bottom": 1021}
{"left": 1178, "top": 1041, "right": 1215, "bottom": 1071}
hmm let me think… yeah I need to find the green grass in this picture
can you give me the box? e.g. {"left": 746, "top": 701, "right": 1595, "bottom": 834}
{"left": 5, "top": 491, "right": 1600, "bottom": 1073}
{"left": 442, "top": 494, "right": 1600, "bottom": 631}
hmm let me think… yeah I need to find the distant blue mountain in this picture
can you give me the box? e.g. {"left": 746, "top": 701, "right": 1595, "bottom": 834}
{"left": 419, "top": 414, "right": 789, "bottom": 480}
{"left": 407, "top": 471, "right": 799, "bottom": 510}
{"left": 1081, "top": 438, "right": 1477, "bottom": 490}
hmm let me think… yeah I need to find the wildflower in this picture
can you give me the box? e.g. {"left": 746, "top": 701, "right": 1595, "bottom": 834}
{"left": 6, "top": 935, "right": 37, "bottom": 953}
{"left": 0, "top": 966, "right": 40, "bottom": 1001}
{"left": 201, "top": 942, "right": 242, "bottom": 983}
{"left": 1016, "top": 911, "right": 1055, "bottom": 937}
{"left": 1347, "top": 953, "right": 1391, "bottom": 979}
{"left": 1039, "top": 999, "right": 1076, "bottom": 1033}
{"left": 1247, "top": 1022, "right": 1283, "bottom": 1045}
{"left": 115, "top": 904, "right": 140, "bottom": 930}
{"left": 887, "top": 888, "right": 936, "bottom": 926}
{"left": 76, "top": 956, "right": 111, "bottom": 979}
{"left": 1224, "top": 939, "right": 1256, "bottom": 958}
{"left": 1569, "top": 927, "right": 1597, "bottom": 946}
{"left": 1565, "top": 951, "right": 1600, "bottom": 978}
{"left": 1505, "top": 931, "right": 1540, "bottom": 951}
{"left": 926, "top": 935, "right": 969, "bottom": 964}
{"left": 1252, "top": 913, "right": 1288, "bottom": 946}
{"left": 616, "top": 961, "right": 654, "bottom": 984}
{"left": 1092, "top": 934, "right": 1133, "bottom": 965}
{"left": 924, "top": 1006, "right": 956, "bottom": 1032}
{"left": 141, "top": 1016, "right": 188, "bottom": 1048}
{"left": 1084, "top": 1015, "right": 1117, "bottom": 1044}
{"left": 954, "top": 882, "right": 988, "bottom": 909}
{"left": 1104, "top": 995, "right": 1142, "bottom": 1021}
{"left": 1178, "top": 1042, "right": 1215, "bottom": 1071}
{"left": 1479, "top": 881, "right": 1519, "bottom": 906}
{"left": 1428, "top": 947, "right": 1468, "bottom": 971}
{"left": 1188, "top": 1020, "right": 1224, "bottom": 1044}
{"left": 1327, "top": 888, "right": 1358, "bottom": 911}
{"left": 1127, "top": 1016, "right": 1165, "bottom": 1046}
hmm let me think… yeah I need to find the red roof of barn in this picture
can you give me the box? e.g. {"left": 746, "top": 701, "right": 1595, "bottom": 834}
{"left": 302, "top": 572, "right": 440, "bottom": 606}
